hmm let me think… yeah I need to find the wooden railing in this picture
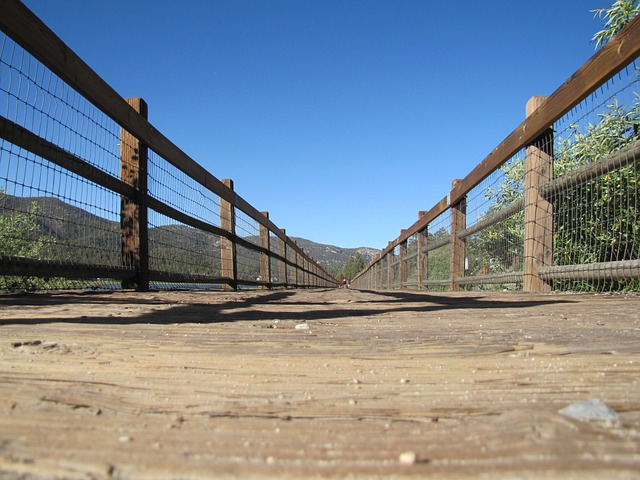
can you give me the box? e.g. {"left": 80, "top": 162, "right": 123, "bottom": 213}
{"left": 0, "top": 0, "right": 337, "bottom": 291}
{"left": 352, "top": 15, "right": 640, "bottom": 292}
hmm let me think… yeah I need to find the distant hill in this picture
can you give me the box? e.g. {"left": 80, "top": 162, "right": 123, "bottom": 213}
{"left": 292, "top": 237, "right": 379, "bottom": 274}
{"left": 0, "top": 194, "right": 378, "bottom": 275}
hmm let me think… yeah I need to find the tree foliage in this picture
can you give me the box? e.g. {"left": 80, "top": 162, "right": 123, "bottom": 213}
{"left": 338, "top": 253, "right": 366, "bottom": 280}
{"left": 475, "top": 97, "right": 640, "bottom": 291}
{"left": 0, "top": 191, "right": 68, "bottom": 291}
{"left": 592, "top": 0, "right": 640, "bottom": 48}
{"left": 469, "top": 3, "right": 640, "bottom": 291}
{"left": 553, "top": 100, "right": 640, "bottom": 272}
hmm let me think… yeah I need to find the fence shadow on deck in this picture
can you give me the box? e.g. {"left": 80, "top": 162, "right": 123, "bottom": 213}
{"left": 0, "top": 289, "right": 573, "bottom": 326}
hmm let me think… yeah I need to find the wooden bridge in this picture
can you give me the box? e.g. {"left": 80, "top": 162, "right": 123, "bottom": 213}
{"left": 1, "top": 288, "right": 639, "bottom": 478}
{"left": 1, "top": 3, "right": 640, "bottom": 477}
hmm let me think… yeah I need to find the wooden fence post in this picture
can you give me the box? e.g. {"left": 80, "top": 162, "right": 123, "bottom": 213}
{"left": 220, "top": 179, "right": 237, "bottom": 290}
{"left": 417, "top": 214, "right": 428, "bottom": 291}
{"left": 302, "top": 258, "right": 308, "bottom": 288}
{"left": 524, "top": 96, "right": 554, "bottom": 292}
{"left": 292, "top": 243, "right": 299, "bottom": 287}
{"left": 450, "top": 179, "right": 466, "bottom": 291}
{"left": 259, "top": 212, "right": 271, "bottom": 289}
{"left": 385, "top": 242, "right": 395, "bottom": 290}
{"left": 120, "top": 97, "right": 149, "bottom": 291}
{"left": 399, "top": 230, "right": 408, "bottom": 290}
{"left": 370, "top": 255, "right": 377, "bottom": 290}
{"left": 279, "top": 229, "right": 287, "bottom": 287}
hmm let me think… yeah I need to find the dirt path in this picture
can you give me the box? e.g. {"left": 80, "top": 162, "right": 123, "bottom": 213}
{"left": 1, "top": 288, "right": 639, "bottom": 478}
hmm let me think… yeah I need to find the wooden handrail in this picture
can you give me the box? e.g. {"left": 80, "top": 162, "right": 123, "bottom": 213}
{"left": 369, "top": 13, "right": 640, "bottom": 262}
{"left": 0, "top": 0, "right": 326, "bottom": 275}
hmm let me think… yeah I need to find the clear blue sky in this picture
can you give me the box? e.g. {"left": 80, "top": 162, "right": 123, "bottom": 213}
{"left": 23, "top": 0, "right": 605, "bottom": 249}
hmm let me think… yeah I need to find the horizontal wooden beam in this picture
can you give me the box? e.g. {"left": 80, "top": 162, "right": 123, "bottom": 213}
{"left": 0, "top": 117, "right": 135, "bottom": 199}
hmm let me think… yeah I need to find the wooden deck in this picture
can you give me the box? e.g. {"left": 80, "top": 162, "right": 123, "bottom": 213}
{"left": 1, "top": 288, "right": 639, "bottom": 479}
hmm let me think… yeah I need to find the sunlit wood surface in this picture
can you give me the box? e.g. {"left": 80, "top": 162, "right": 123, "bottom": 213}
{"left": 1, "top": 288, "right": 639, "bottom": 479}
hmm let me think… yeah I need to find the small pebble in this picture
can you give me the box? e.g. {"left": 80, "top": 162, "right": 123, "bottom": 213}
{"left": 295, "top": 323, "right": 309, "bottom": 330}
{"left": 559, "top": 398, "right": 620, "bottom": 421}
{"left": 399, "top": 451, "right": 417, "bottom": 465}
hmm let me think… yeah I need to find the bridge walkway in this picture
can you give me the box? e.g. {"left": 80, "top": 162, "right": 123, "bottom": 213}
{"left": 1, "top": 288, "right": 639, "bottom": 478}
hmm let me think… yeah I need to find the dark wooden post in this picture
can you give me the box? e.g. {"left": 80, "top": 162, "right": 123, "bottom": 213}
{"left": 450, "top": 179, "right": 466, "bottom": 291}
{"left": 259, "top": 212, "right": 271, "bottom": 289}
{"left": 399, "top": 230, "right": 408, "bottom": 290}
{"left": 524, "top": 96, "right": 554, "bottom": 292}
{"left": 387, "top": 245, "right": 394, "bottom": 289}
{"left": 303, "top": 258, "right": 308, "bottom": 288}
{"left": 220, "top": 179, "right": 237, "bottom": 290}
{"left": 369, "top": 256, "right": 376, "bottom": 289}
{"left": 120, "top": 97, "right": 149, "bottom": 291}
{"left": 417, "top": 214, "right": 428, "bottom": 291}
{"left": 292, "top": 243, "right": 299, "bottom": 287}
{"left": 279, "top": 229, "right": 287, "bottom": 287}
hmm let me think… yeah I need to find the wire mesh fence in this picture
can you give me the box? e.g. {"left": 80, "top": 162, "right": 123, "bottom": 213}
{"left": 1, "top": 31, "right": 128, "bottom": 291}
{"left": 0, "top": 3, "right": 337, "bottom": 292}
{"left": 352, "top": 17, "right": 640, "bottom": 293}
{"left": 461, "top": 152, "right": 526, "bottom": 290}
{"left": 424, "top": 210, "right": 451, "bottom": 291}
{"left": 545, "top": 64, "right": 640, "bottom": 292}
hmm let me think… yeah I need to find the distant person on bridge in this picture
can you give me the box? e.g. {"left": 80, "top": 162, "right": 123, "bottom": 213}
{"left": 342, "top": 277, "right": 349, "bottom": 289}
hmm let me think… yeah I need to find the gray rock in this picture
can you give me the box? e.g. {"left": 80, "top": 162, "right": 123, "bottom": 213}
{"left": 559, "top": 398, "right": 620, "bottom": 421}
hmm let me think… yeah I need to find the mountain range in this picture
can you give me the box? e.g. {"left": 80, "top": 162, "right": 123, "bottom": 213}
{"left": 0, "top": 194, "right": 378, "bottom": 275}
{"left": 291, "top": 237, "right": 378, "bottom": 274}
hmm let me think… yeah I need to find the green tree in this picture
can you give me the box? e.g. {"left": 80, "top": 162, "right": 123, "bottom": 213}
{"left": 553, "top": 100, "right": 640, "bottom": 272}
{"left": 592, "top": 0, "right": 640, "bottom": 48}
{"left": 475, "top": 93, "right": 640, "bottom": 291}
{"left": 424, "top": 227, "right": 451, "bottom": 289}
{"left": 475, "top": 158, "right": 525, "bottom": 278}
{"left": 472, "top": 2, "right": 640, "bottom": 292}
{"left": 0, "top": 192, "right": 66, "bottom": 291}
{"left": 338, "top": 253, "right": 366, "bottom": 281}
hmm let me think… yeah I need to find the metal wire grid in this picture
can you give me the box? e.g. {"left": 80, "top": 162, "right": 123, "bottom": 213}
{"left": 380, "top": 257, "right": 389, "bottom": 290}
{"left": 1, "top": 33, "right": 125, "bottom": 291}
{"left": 425, "top": 210, "right": 451, "bottom": 289}
{"left": 147, "top": 149, "right": 221, "bottom": 228}
{"left": 404, "top": 232, "right": 419, "bottom": 288}
{"left": 389, "top": 244, "right": 400, "bottom": 289}
{"left": 0, "top": 150, "right": 119, "bottom": 263}
{"left": 148, "top": 208, "right": 221, "bottom": 279}
{"left": 547, "top": 64, "right": 640, "bottom": 291}
{"left": 269, "top": 233, "right": 283, "bottom": 284}
{"left": 1, "top": 34, "right": 121, "bottom": 179}
{"left": 236, "top": 244, "right": 260, "bottom": 282}
{"left": 234, "top": 208, "right": 260, "bottom": 282}
{"left": 286, "top": 242, "right": 296, "bottom": 285}
{"left": 235, "top": 208, "right": 260, "bottom": 244}
{"left": 463, "top": 152, "right": 526, "bottom": 289}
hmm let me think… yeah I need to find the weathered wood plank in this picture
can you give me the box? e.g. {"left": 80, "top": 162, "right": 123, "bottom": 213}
{"left": 1, "top": 289, "right": 638, "bottom": 478}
